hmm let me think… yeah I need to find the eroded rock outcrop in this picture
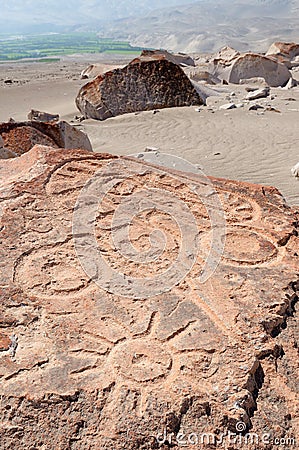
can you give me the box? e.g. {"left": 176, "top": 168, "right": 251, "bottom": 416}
{"left": 266, "top": 41, "right": 299, "bottom": 68}
{"left": 0, "top": 120, "right": 92, "bottom": 156}
{"left": 140, "top": 49, "right": 195, "bottom": 67}
{"left": 212, "top": 53, "right": 291, "bottom": 87}
{"left": 215, "top": 45, "right": 240, "bottom": 62}
{"left": 0, "top": 146, "right": 298, "bottom": 449}
{"left": 76, "top": 54, "right": 204, "bottom": 120}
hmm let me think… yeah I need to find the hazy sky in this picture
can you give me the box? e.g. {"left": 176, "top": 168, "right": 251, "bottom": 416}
{"left": 0, "top": 0, "right": 294, "bottom": 34}
{"left": 0, "top": 0, "right": 199, "bottom": 28}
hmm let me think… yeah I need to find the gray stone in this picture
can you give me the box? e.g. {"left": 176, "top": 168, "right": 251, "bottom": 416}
{"left": 249, "top": 104, "right": 264, "bottom": 111}
{"left": 291, "top": 162, "right": 299, "bottom": 177}
{"left": 28, "top": 110, "right": 60, "bottom": 123}
{"left": 0, "top": 147, "right": 17, "bottom": 159}
{"left": 284, "top": 77, "right": 298, "bottom": 89}
{"left": 246, "top": 87, "right": 270, "bottom": 100}
{"left": 219, "top": 103, "right": 236, "bottom": 110}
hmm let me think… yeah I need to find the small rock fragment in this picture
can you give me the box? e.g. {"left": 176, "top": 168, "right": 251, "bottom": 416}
{"left": 249, "top": 104, "right": 264, "bottom": 111}
{"left": 28, "top": 109, "right": 60, "bottom": 123}
{"left": 145, "top": 146, "right": 159, "bottom": 152}
{"left": 245, "top": 87, "right": 270, "bottom": 100}
{"left": 284, "top": 77, "right": 298, "bottom": 89}
{"left": 219, "top": 103, "right": 236, "bottom": 110}
{"left": 291, "top": 162, "right": 299, "bottom": 177}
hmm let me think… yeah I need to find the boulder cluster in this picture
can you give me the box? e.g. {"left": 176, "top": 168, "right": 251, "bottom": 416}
{"left": 189, "top": 41, "right": 299, "bottom": 88}
{"left": 76, "top": 51, "right": 204, "bottom": 120}
{"left": 76, "top": 42, "right": 298, "bottom": 121}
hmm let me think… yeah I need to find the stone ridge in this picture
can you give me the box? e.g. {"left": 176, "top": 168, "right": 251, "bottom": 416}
{"left": 0, "top": 146, "right": 298, "bottom": 449}
{"left": 76, "top": 56, "right": 204, "bottom": 120}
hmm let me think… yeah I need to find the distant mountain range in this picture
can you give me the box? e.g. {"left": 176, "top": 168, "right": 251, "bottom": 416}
{"left": 0, "top": 0, "right": 298, "bottom": 53}
{"left": 101, "top": 0, "right": 299, "bottom": 53}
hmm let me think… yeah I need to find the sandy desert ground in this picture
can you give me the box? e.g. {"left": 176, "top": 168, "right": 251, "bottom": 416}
{"left": 0, "top": 54, "right": 298, "bottom": 206}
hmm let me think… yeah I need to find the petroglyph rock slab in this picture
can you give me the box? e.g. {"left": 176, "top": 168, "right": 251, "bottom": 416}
{"left": 0, "top": 146, "right": 298, "bottom": 449}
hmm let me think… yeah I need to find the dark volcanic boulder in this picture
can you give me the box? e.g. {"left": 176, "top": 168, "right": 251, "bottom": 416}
{"left": 76, "top": 55, "right": 204, "bottom": 120}
{"left": 0, "top": 145, "right": 298, "bottom": 449}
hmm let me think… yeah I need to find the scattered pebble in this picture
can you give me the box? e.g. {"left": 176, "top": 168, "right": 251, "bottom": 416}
{"left": 265, "top": 106, "right": 281, "bottom": 113}
{"left": 219, "top": 103, "right": 236, "bottom": 110}
{"left": 291, "top": 162, "right": 299, "bottom": 177}
{"left": 245, "top": 87, "right": 270, "bottom": 100}
{"left": 145, "top": 146, "right": 159, "bottom": 152}
{"left": 249, "top": 104, "right": 263, "bottom": 111}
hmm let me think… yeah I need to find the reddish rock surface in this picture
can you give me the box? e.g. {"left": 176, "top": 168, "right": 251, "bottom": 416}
{"left": 266, "top": 42, "right": 299, "bottom": 70}
{"left": 76, "top": 55, "right": 204, "bottom": 120}
{"left": 0, "top": 146, "right": 298, "bottom": 449}
{"left": 266, "top": 42, "right": 299, "bottom": 60}
{"left": 0, "top": 120, "right": 92, "bottom": 157}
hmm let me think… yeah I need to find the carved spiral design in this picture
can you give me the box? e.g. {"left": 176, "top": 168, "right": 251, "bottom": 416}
{"left": 73, "top": 154, "right": 226, "bottom": 299}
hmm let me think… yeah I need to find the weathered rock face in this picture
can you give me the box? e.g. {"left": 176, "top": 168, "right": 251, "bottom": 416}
{"left": 140, "top": 49, "right": 196, "bottom": 67}
{"left": 212, "top": 53, "right": 291, "bottom": 87}
{"left": 266, "top": 42, "right": 299, "bottom": 70}
{"left": 215, "top": 45, "right": 240, "bottom": 62}
{"left": 0, "top": 120, "right": 92, "bottom": 156}
{"left": 0, "top": 146, "right": 298, "bottom": 449}
{"left": 266, "top": 42, "right": 299, "bottom": 61}
{"left": 76, "top": 55, "right": 204, "bottom": 120}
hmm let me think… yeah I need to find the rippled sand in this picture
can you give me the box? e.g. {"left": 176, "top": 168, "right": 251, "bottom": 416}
{"left": 0, "top": 58, "right": 298, "bottom": 206}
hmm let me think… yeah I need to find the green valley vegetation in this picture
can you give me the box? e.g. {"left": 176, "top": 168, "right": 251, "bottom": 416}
{"left": 0, "top": 32, "right": 145, "bottom": 61}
